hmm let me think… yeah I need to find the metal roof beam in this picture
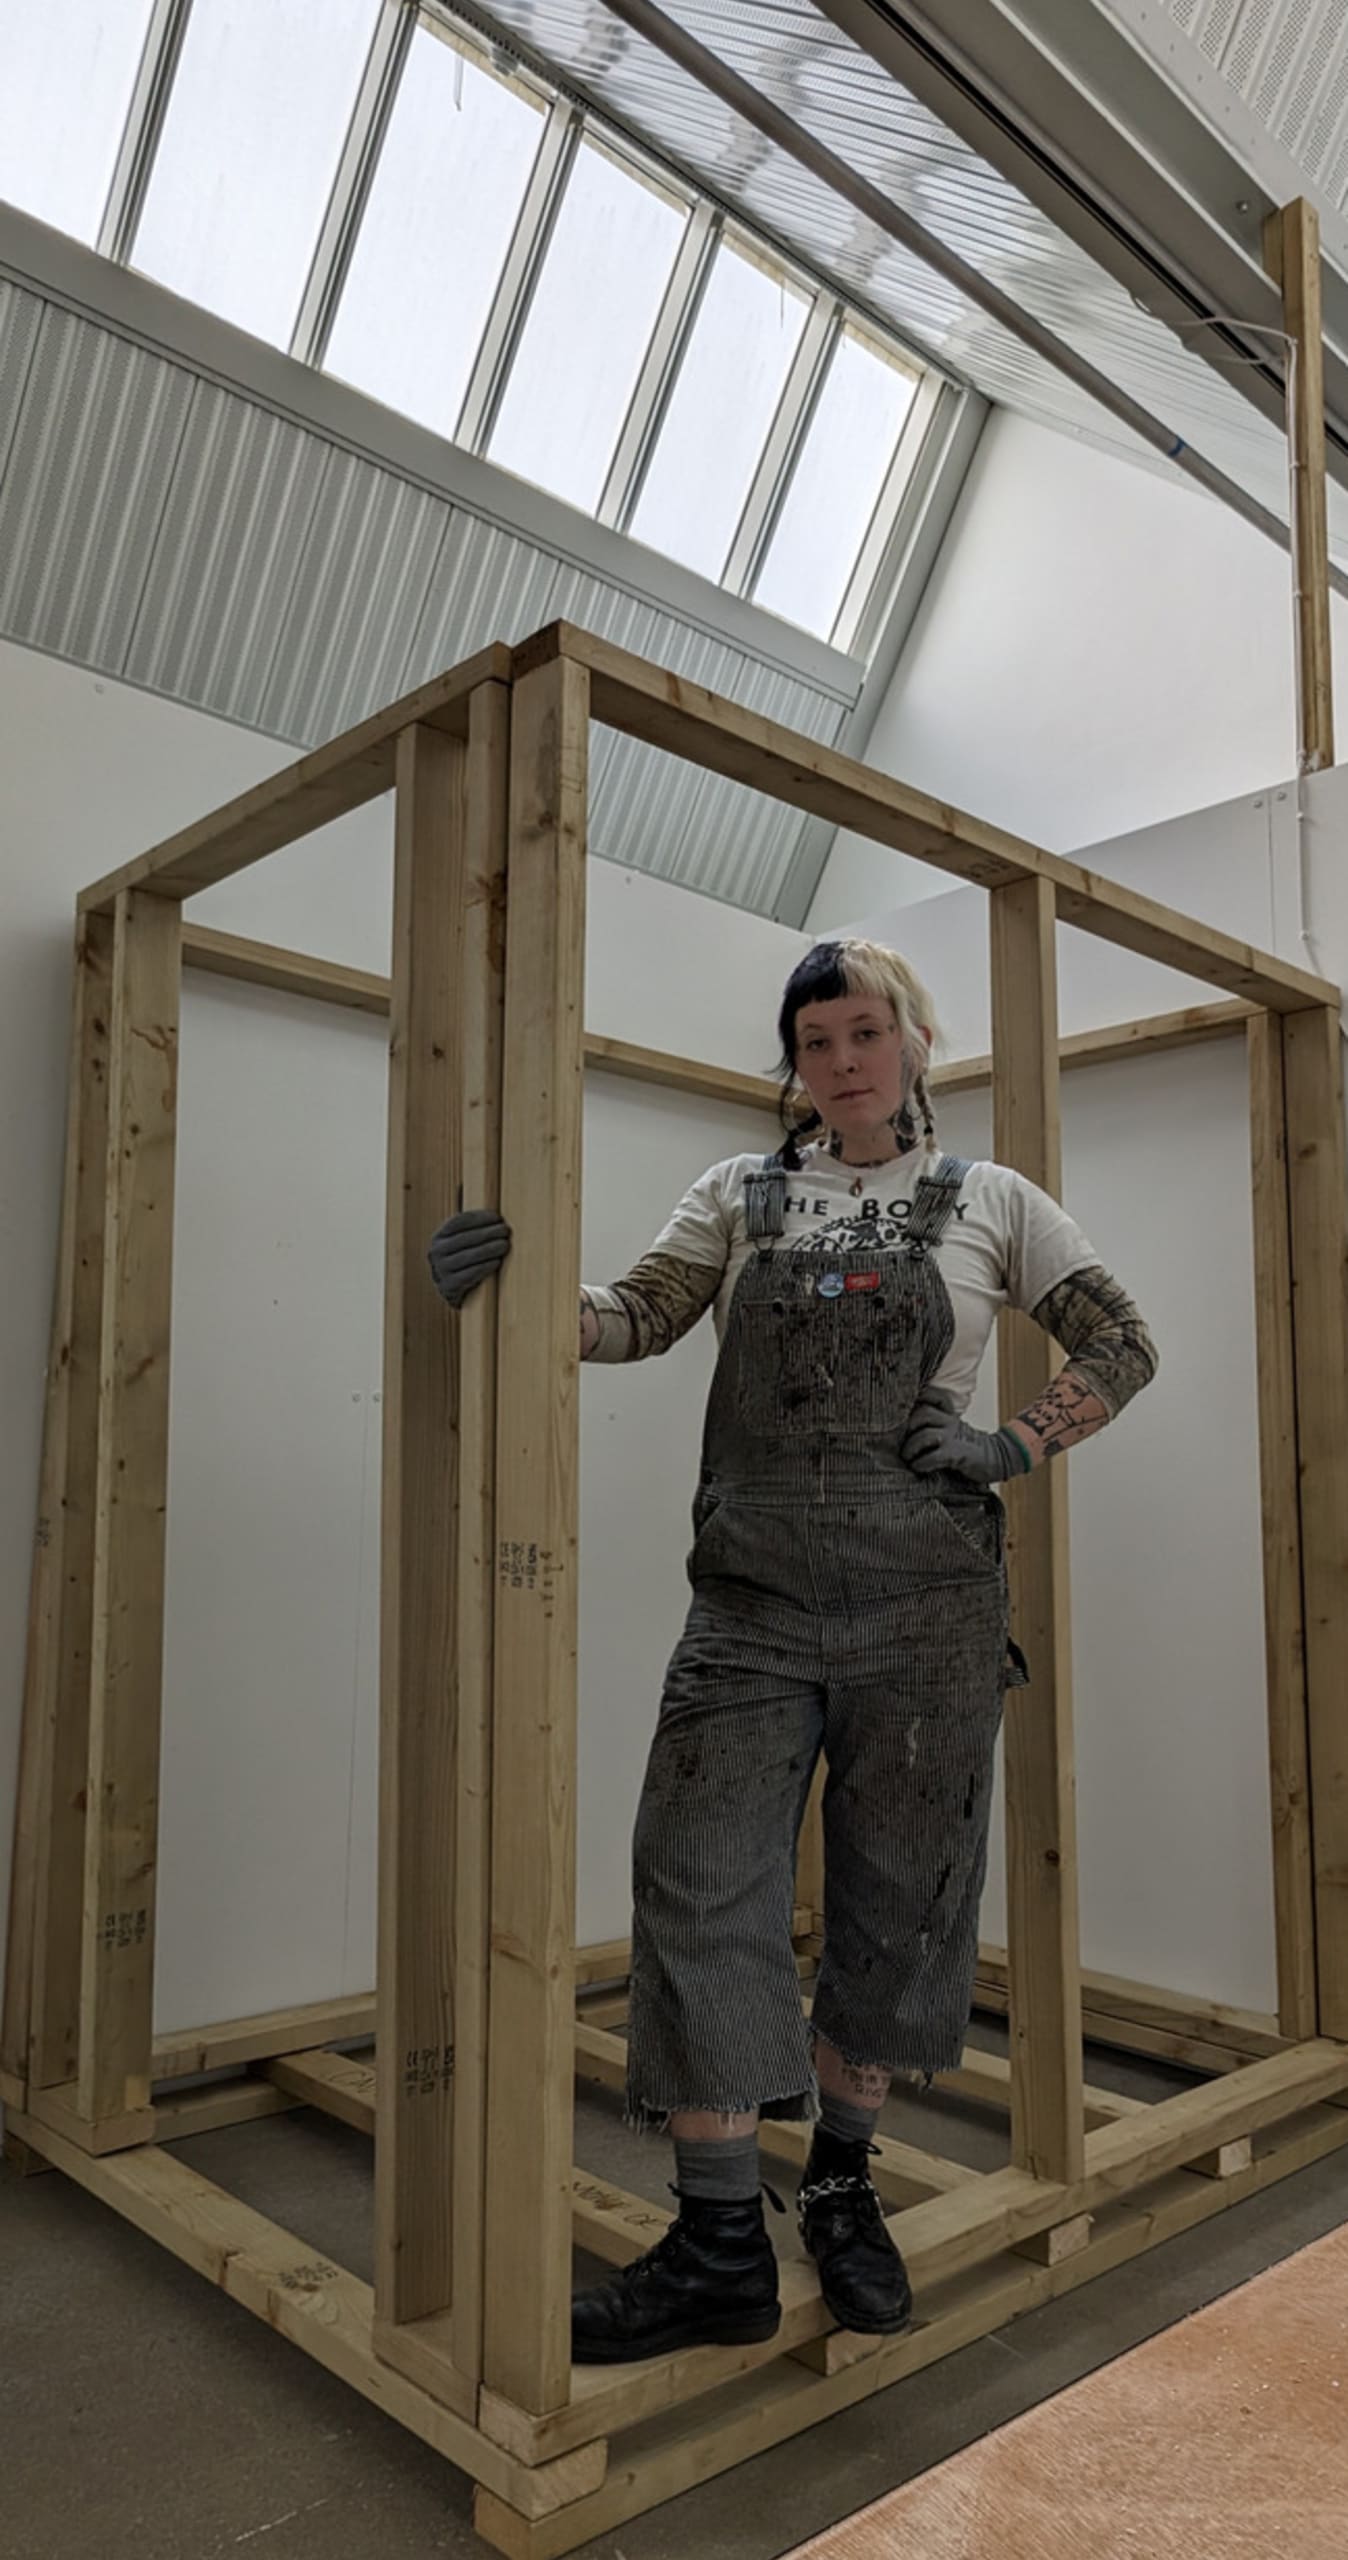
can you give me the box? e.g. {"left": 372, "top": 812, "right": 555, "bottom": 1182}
{"left": 812, "top": 0, "right": 1348, "bottom": 492}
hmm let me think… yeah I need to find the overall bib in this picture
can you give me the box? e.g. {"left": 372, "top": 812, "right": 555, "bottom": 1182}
{"left": 626, "top": 1153, "right": 1025, "bottom": 2125}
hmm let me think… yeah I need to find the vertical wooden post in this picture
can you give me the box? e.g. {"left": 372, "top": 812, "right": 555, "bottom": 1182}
{"left": 1265, "top": 197, "right": 1335, "bottom": 774}
{"left": 1, "top": 925, "right": 102, "bottom": 2107}
{"left": 1282, "top": 1002, "right": 1348, "bottom": 2038}
{"left": 27, "top": 916, "right": 114, "bottom": 2101}
{"left": 990, "top": 875, "right": 1084, "bottom": 2186}
{"left": 448, "top": 680, "right": 511, "bottom": 2384}
{"left": 76, "top": 890, "right": 181, "bottom": 2136}
{"left": 481, "top": 652, "right": 589, "bottom": 2417}
{"left": 376, "top": 719, "right": 466, "bottom": 2334}
{"left": 1247, "top": 1011, "right": 1317, "bottom": 2039}
{"left": 373, "top": 685, "right": 511, "bottom": 2384}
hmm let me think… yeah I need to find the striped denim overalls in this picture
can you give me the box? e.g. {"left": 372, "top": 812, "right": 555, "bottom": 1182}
{"left": 626, "top": 1151, "right": 1025, "bottom": 2124}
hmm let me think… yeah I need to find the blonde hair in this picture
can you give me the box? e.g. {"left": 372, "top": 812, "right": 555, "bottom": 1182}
{"left": 777, "top": 936, "right": 942, "bottom": 1160}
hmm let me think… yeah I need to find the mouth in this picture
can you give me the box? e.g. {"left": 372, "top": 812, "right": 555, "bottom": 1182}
{"left": 833, "top": 1087, "right": 874, "bottom": 1104}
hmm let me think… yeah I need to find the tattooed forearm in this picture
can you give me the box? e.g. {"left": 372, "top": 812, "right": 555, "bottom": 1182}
{"left": 1029, "top": 1265, "right": 1159, "bottom": 1418}
{"left": 1006, "top": 1264, "right": 1158, "bottom": 1464}
{"left": 581, "top": 1253, "right": 721, "bottom": 1363}
{"left": 1015, "top": 1371, "right": 1111, "bottom": 1461}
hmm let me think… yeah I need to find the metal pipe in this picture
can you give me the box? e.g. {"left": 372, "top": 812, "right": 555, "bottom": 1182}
{"left": 597, "top": 0, "right": 1348, "bottom": 602}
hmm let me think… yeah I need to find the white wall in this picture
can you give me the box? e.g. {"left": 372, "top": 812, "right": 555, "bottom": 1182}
{"left": 0, "top": 635, "right": 807, "bottom": 2032}
{"left": 811, "top": 408, "right": 1348, "bottom": 926}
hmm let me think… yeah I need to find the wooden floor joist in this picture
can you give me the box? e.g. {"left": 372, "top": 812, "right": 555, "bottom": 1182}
{"left": 470, "top": 2102, "right": 1348, "bottom": 2557}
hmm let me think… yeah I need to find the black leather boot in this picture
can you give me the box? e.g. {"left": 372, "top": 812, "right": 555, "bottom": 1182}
{"left": 571, "top": 2190, "right": 782, "bottom": 2364}
{"left": 798, "top": 2138, "right": 914, "bottom": 2336}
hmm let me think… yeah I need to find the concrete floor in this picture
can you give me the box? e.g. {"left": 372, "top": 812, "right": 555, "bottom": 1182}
{"left": 5, "top": 2029, "right": 1348, "bottom": 2560}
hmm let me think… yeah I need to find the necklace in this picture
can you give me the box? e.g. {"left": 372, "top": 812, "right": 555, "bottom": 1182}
{"left": 841, "top": 1155, "right": 896, "bottom": 1196}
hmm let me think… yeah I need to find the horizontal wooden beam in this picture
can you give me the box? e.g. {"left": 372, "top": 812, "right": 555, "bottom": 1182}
{"left": 153, "top": 2080, "right": 300, "bottom": 2141}
{"left": 180, "top": 925, "right": 392, "bottom": 1016}
{"left": 573, "top": 2020, "right": 972, "bottom": 2209}
{"left": 77, "top": 647, "right": 513, "bottom": 914}
{"left": 11, "top": 2111, "right": 605, "bottom": 2512}
{"left": 152, "top": 1994, "right": 376, "bottom": 2084}
{"left": 503, "top": 2034, "right": 1348, "bottom": 2460}
{"left": 515, "top": 625, "right": 1335, "bottom": 1015}
{"left": 182, "top": 924, "right": 1254, "bottom": 1116}
{"left": 974, "top": 1947, "right": 1285, "bottom": 2063}
{"left": 936, "top": 999, "right": 1255, "bottom": 1093}
{"left": 473, "top": 2103, "right": 1348, "bottom": 2545}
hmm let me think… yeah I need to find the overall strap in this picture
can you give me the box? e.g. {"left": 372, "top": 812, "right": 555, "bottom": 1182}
{"left": 744, "top": 1149, "right": 788, "bottom": 1242}
{"left": 906, "top": 1153, "right": 970, "bottom": 1249}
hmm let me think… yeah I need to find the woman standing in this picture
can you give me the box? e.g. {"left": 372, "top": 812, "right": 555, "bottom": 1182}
{"left": 429, "top": 939, "right": 1157, "bottom": 2363}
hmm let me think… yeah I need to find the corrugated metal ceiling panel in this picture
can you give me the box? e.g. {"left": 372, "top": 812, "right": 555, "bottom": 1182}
{"left": 481, "top": 0, "right": 1340, "bottom": 545}
{"left": 472, "top": 0, "right": 1153, "bottom": 461}
{"left": 0, "top": 274, "right": 848, "bottom": 918}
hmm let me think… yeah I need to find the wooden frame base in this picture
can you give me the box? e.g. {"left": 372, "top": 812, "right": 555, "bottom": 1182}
{"left": 12, "top": 2005, "right": 1348, "bottom": 2553}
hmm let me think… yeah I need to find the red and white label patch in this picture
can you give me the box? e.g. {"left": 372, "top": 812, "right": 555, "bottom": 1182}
{"left": 845, "top": 1272, "right": 881, "bottom": 1292}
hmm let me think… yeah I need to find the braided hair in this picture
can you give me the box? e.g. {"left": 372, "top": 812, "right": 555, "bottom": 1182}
{"left": 775, "top": 938, "right": 940, "bottom": 1170}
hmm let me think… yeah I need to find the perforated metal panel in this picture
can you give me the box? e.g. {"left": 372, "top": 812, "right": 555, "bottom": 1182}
{"left": 0, "top": 273, "right": 850, "bottom": 918}
{"left": 1148, "top": 0, "right": 1348, "bottom": 208}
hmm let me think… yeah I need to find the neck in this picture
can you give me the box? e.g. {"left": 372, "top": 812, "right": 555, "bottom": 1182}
{"left": 826, "top": 1117, "right": 914, "bottom": 1169}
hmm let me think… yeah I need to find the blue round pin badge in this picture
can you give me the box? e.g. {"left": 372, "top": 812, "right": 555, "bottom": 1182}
{"left": 816, "top": 1272, "right": 845, "bottom": 1299}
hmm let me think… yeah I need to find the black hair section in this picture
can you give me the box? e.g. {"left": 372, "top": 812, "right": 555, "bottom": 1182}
{"left": 774, "top": 942, "right": 849, "bottom": 1168}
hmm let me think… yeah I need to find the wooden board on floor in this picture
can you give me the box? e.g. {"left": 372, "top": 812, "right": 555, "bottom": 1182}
{"left": 782, "top": 2216, "right": 1348, "bottom": 2558}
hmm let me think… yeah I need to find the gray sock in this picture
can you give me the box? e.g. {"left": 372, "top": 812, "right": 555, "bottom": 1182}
{"left": 817, "top": 2090, "right": 880, "bottom": 2148}
{"left": 673, "top": 2131, "right": 761, "bottom": 2203}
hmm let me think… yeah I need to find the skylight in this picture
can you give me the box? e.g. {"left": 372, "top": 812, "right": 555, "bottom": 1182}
{"left": 0, "top": 0, "right": 943, "bottom": 653}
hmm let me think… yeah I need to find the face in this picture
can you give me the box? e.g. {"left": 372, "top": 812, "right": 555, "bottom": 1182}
{"left": 793, "top": 992, "right": 925, "bottom": 1135}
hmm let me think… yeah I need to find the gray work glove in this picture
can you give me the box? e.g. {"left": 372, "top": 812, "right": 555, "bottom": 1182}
{"left": 901, "top": 1386, "right": 1030, "bottom": 1486}
{"left": 427, "top": 1208, "right": 512, "bottom": 1307}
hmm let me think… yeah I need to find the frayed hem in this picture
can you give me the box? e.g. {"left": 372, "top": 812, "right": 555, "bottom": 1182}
{"left": 809, "top": 2022, "right": 948, "bottom": 2089}
{"left": 624, "top": 2078, "right": 819, "bottom": 2133}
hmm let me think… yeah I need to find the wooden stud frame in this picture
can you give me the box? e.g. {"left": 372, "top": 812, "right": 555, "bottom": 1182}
{"left": 6, "top": 623, "right": 1348, "bottom": 2557}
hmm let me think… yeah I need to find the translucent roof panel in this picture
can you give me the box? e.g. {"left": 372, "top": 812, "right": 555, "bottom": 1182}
{"left": 0, "top": 0, "right": 155, "bottom": 242}
{"left": 754, "top": 326, "right": 916, "bottom": 637}
{"left": 131, "top": 0, "right": 383, "bottom": 347}
{"left": 488, "top": 138, "right": 688, "bottom": 515}
{"left": 629, "top": 238, "right": 810, "bottom": 580}
{"left": 325, "top": 28, "right": 546, "bottom": 440}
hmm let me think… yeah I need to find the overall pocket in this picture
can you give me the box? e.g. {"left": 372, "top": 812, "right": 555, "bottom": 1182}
{"left": 733, "top": 1291, "right": 917, "bottom": 1436}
